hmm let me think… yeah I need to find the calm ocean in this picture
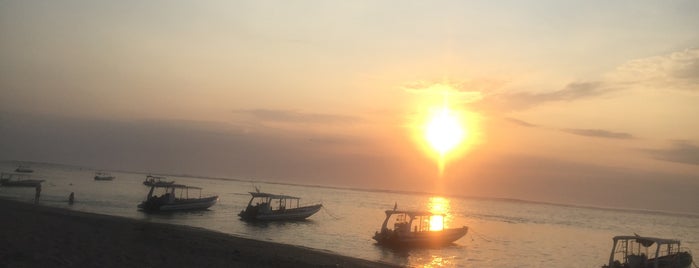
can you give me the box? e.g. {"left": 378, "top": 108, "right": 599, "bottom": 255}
{"left": 1, "top": 161, "right": 697, "bottom": 267}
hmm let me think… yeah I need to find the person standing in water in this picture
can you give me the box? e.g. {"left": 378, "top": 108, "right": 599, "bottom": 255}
{"left": 68, "top": 192, "right": 74, "bottom": 205}
{"left": 34, "top": 184, "right": 41, "bottom": 202}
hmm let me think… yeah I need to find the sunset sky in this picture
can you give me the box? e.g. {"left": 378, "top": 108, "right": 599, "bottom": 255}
{"left": 2, "top": 1, "right": 698, "bottom": 213}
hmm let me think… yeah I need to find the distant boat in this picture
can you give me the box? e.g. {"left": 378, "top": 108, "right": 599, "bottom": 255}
{"left": 94, "top": 171, "right": 115, "bottom": 181}
{"left": 14, "top": 165, "right": 33, "bottom": 173}
{"left": 138, "top": 183, "right": 218, "bottom": 212}
{"left": 602, "top": 235, "right": 693, "bottom": 268}
{"left": 0, "top": 172, "right": 44, "bottom": 187}
{"left": 373, "top": 207, "right": 468, "bottom": 247}
{"left": 238, "top": 192, "right": 322, "bottom": 221}
{"left": 143, "top": 175, "right": 174, "bottom": 186}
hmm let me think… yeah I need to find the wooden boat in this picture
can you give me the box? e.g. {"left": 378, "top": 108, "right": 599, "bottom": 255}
{"left": 143, "top": 175, "right": 174, "bottom": 186}
{"left": 14, "top": 165, "right": 33, "bottom": 173}
{"left": 373, "top": 207, "right": 468, "bottom": 247}
{"left": 238, "top": 192, "right": 322, "bottom": 221}
{"left": 602, "top": 235, "right": 693, "bottom": 268}
{"left": 0, "top": 172, "right": 44, "bottom": 187}
{"left": 138, "top": 184, "right": 218, "bottom": 212}
{"left": 93, "top": 171, "right": 115, "bottom": 181}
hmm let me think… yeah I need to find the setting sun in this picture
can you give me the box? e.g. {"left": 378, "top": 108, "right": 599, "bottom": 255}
{"left": 425, "top": 108, "right": 465, "bottom": 155}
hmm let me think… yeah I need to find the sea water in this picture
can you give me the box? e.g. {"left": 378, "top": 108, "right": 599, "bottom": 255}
{"left": 1, "top": 162, "right": 697, "bottom": 267}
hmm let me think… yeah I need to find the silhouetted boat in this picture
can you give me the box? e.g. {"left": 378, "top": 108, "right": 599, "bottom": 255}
{"left": 138, "top": 184, "right": 218, "bottom": 212}
{"left": 143, "top": 175, "right": 174, "bottom": 186}
{"left": 602, "top": 235, "right": 693, "bottom": 268}
{"left": 373, "top": 206, "right": 468, "bottom": 247}
{"left": 238, "top": 192, "right": 322, "bottom": 221}
{"left": 14, "top": 165, "right": 33, "bottom": 173}
{"left": 93, "top": 171, "right": 115, "bottom": 181}
{"left": 0, "top": 172, "right": 44, "bottom": 187}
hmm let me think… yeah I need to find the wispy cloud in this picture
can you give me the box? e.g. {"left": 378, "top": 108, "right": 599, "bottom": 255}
{"left": 402, "top": 81, "right": 487, "bottom": 104}
{"left": 232, "top": 109, "right": 360, "bottom": 125}
{"left": 610, "top": 48, "right": 699, "bottom": 91}
{"left": 480, "top": 81, "right": 613, "bottom": 111}
{"left": 561, "top": 128, "right": 634, "bottom": 139}
{"left": 475, "top": 48, "right": 699, "bottom": 112}
{"left": 644, "top": 140, "right": 699, "bottom": 166}
{"left": 505, "top": 117, "right": 539, "bottom": 128}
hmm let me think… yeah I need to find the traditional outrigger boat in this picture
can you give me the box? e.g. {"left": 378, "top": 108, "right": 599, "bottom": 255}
{"left": 602, "top": 235, "right": 693, "bottom": 268}
{"left": 0, "top": 172, "right": 44, "bottom": 187}
{"left": 373, "top": 206, "right": 468, "bottom": 247}
{"left": 238, "top": 192, "right": 322, "bottom": 221}
{"left": 93, "top": 171, "right": 115, "bottom": 181}
{"left": 142, "top": 175, "right": 175, "bottom": 186}
{"left": 138, "top": 184, "right": 218, "bottom": 212}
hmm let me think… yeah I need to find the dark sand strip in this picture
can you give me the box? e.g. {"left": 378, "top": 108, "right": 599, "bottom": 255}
{"left": 0, "top": 199, "right": 398, "bottom": 267}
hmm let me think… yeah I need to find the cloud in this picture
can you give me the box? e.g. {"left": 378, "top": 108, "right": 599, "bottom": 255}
{"left": 480, "top": 81, "right": 614, "bottom": 111}
{"left": 561, "top": 128, "right": 634, "bottom": 139}
{"left": 232, "top": 109, "right": 360, "bottom": 125}
{"left": 402, "top": 81, "right": 486, "bottom": 104}
{"left": 505, "top": 117, "right": 539, "bottom": 128}
{"left": 474, "top": 48, "right": 699, "bottom": 112}
{"left": 610, "top": 47, "right": 699, "bottom": 91}
{"left": 644, "top": 140, "right": 699, "bottom": 166}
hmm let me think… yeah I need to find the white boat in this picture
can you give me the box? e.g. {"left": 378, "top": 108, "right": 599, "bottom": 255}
{"left": 602, "top": 235, "right": 693, "bottom": 268}
{"left": 143, "top": 175, "right": 174, "bottom": 186}
{"left": 0, "top": 172, "right": 44, "bottom": 187}
{"left": 93, "top": 171, "right": 115, "bottom": 181}
{"left": 14, "top": 165, "right": 33, "bottom": 173}
{"left": 138, "top": 184, "right": 218, "bottom": 212}
{"left": 373, "top": 207, "right": 468, "bottom": 247}
{"left": 238, "top": 192, "right": 322, "bottom": 221}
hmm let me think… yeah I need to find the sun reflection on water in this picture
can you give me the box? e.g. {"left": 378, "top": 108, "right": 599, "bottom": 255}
{"left": 428, "top": 196, "right": 451, "bottom": 230}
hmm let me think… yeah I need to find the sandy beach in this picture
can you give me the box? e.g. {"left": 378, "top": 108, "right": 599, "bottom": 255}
{"left": 0, "top": 199, "right": 397, "bottom": 267}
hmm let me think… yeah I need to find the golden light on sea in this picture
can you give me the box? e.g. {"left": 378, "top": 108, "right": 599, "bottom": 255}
{"left": 428, "top": 196, "right": 451, "bottom": 231}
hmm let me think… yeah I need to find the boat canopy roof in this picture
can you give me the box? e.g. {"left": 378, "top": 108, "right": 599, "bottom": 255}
{"left": 613, "top": 235, "right": 681, "bottom": 246}
{"left": 248, "top": 192, "right": 300, "bottom": 200}
{"left": 384, "top": 210, "right": 442, "bottom": 217}
{"left": 146, "top": 175, "right": 167, "bottom": 179}
{"left": 151, "top": 183, "right": 201, "bottom": 190}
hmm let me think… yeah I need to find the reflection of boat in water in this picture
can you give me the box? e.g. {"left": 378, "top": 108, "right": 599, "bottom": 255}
{"left": 238, "top": 192, "right": 322, "bottom": 221}
{"left": 138, "top": 184, "right": 218, "bottom": 212}
{"left": 142, "top": 175, "right": 174, "bottom": 186}
{"left": 15, "top": 165, "right": 33, "bottom": 173}
{"left": 373, "top": 207, "right": 468, "bottom": 247}
{"left": 93, "top": 171, "right": 115, "bottom": 181}
{"left": 0, "top": 172, "right": 44, "bottom": 187}
{"left": 602, "top": 235, "right": 693, "bottom": 268}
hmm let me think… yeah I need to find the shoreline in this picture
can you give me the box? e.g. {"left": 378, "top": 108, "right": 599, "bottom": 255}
{"left": 0, "top": 199, "right": 398, "bottom": 267}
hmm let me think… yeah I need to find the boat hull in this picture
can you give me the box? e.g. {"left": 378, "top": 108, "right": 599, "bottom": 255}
{"left": 239, "top": 204, "right": 322, "bottom": 221}
{"left": 94, "top": 176, "right": 115, "bottom": 181}
{"left": 373, "top": 226, "right": 468, "bottom": 247}
{"left": 138, "top": 196, "right": 218, "bottom": 212}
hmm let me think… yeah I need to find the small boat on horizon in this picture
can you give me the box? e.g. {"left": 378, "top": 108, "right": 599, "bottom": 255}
{"left": 602, "top": 234, "right": 693, "bottom": 268}
{"left": 143, "top": 175, "right": 175, "bottom": 186}
{"left": 0, "top": 172, "right": 44, "bottom": 187}
{"left": 138, "top": 183, "right": 218, "bottom": 212}
{"left": 14, "top": 165, "right": 33, "bottom": 173}
{"left": 238, "top": 192, "right": 322, "bottom": 221}
{"left": 373, "top": 205, "right": 468, "bottom": 248}
{"left": 94, "top": 171, "right": 115, "bottom": 181}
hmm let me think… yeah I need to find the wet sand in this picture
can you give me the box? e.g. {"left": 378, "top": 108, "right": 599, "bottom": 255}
{"left": 0, "top": 199, "right": 397, "bottom": 267}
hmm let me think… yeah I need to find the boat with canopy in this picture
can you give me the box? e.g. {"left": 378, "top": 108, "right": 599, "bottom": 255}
{"left": 138, "top": 183, "right": 218, "bottom": 212}
{"left": 238, "top": 192, "right": 322, "bottom": 221}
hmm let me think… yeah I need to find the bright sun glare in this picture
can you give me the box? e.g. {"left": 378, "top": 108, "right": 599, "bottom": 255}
{"left": 425, "top": 108, "right": 465, "bottom": 155}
